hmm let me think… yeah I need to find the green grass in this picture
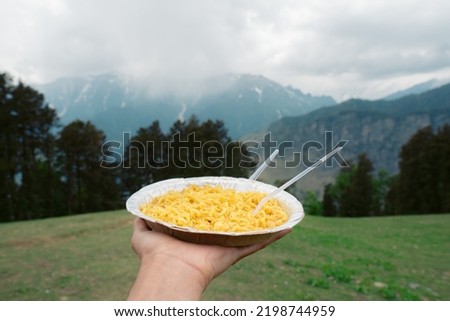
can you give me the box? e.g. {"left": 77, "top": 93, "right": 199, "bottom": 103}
{"left": 0, "top": 211, "right": 449, "bottom": 300}
{"left": 0, "top": 211, "right": 137, "bottom": 300}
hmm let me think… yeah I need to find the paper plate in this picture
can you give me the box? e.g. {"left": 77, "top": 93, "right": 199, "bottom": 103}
{"left": 126, "top": 176, "right": 304, "bottom": 246}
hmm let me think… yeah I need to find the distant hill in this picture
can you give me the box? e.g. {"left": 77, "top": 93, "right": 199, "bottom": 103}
{"left": 35, "top": 73, "right": 336, "bottom": 141}
{"left": 383, "top": 78, "right": 450, "bottom": 100}
{"left": 252, "top": 83, "right": 450, "bottom": 194}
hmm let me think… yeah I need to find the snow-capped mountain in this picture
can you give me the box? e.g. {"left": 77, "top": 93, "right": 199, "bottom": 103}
{"left": 188, "top": 74, "right": 336, "bottom": 138}
{"left": 36, "top": 73, "right": 336, "bottom": 141}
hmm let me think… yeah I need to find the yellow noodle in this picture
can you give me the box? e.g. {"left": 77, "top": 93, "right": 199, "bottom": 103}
{"left": 140, "top": 184, "right": 288, "bottom": 232}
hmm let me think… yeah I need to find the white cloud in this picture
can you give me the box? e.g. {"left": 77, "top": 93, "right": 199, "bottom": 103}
{"left": 1, "top": 0, "right": 450, "bottom": 100}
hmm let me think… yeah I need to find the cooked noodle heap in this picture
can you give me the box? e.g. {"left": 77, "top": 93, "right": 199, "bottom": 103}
{"left": 140, "top": 184, "right": 288, "bottom": 232}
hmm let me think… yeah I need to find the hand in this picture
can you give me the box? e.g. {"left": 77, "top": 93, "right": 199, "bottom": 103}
{"left": 128, "top": 217, "right": 291, "bottom": 300}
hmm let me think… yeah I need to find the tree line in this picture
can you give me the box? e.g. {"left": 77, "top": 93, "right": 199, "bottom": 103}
{"left": 2, "top": 72, "right": 448, "bottom": 222}
{"left": 1, "top": 73, "right": 119, "bottom": 221}
{"left": 0, "top": 73, "right": 251, "bottom": 222}
{"left": 119, "top": 116, "right": 252, "bottom": 197}
{"left": 303, "top": 125, "right": 450, "bottom": 217}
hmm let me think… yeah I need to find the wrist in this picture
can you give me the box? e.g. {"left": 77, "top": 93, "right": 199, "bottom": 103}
{"left": 148, "top": 252, "right": 212, "bottom": 288}
{"left": 129, "top": 253, "right": 210, "bottom": 300}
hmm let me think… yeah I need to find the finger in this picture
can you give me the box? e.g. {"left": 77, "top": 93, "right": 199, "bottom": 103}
{"left": 134, "top": 217, "right": 151, "bottom": 233}
{"left": 131, "top": 218, "right": 153, "bottom": 249}
{"left": 217, "top": 228, "right": 292, "bottom": 270}
{"left": 131, "top": 218, "right": 158, "bottom": 257}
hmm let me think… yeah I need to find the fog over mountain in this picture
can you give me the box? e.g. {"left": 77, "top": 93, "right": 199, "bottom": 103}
{"left": 33, "top": 71, "right": 450, "bottom": 196}
{"left": 4, "top": 1, "right": 450, "bottom": 103}
{"left": 35, "top": 73, "right": 336, "bottom": 140}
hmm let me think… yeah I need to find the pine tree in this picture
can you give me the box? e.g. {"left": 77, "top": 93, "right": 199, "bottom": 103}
{"left": 329, "top": 154, "right": 374, "bottom": 217}
{"left": 121, "top": 116, "right": 251, "bottom": 197}
{"left": 395, "top": 125, "right": 450, "bottom": 214}
{"left": 0, "top": 73, "right": 17, "bottom": 221}
{"left": 0, "top": 75, "right": 59, "bottom": 221}
{"left": 397, "top": 126, "right": 436, "bottom": 214}
{"left": 166, "top": 115, "right": 250, "bottom": 179}
{"left": 435, "top": 125, "right": 450, "bottom": 212}
{"left": 122, "top": 120, "right": 168, "bottom": 194}
{"left": 384, "top": 174, "right": 399, "bottom": 215}
{"left": 331, "top": 163, "right": 354, "bottom": 217}
{"left": 322, "top": 183, "right": 337, "bottom": 217}
{"left": 372, "top": 169, "right": 392, "bottom": 215}
{"left": 57, "top": 120, "right": 120, "bottom": 214}
{"left": 351, "top": 153, "right": 374, "bottom": 216}
{"left": 167, "top": 116, "right": 197, "bottom": 178}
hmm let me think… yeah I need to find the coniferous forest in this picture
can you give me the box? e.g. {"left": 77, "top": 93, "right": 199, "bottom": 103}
{"left": 317, "top": 127, "right": 450, "bottom": 217}
{"left": 0, "top": 72, "right": 252, "bottom": 222}
{"left": 1, "top": 72, "right": 449, "bottom": 222}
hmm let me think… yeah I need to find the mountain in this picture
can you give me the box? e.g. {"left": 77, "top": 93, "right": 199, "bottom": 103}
{"left": 35, "top": 73, "right": 336, "bottom": 141}
{"left": 189, "top": 74, "right": 336, "bottom": 138}
{"left": 383, "top": 78, "right": 450, "bottom": 100}
{"left": 252, "top": 83, "right": 450, "bottom": 195}
{"left": 34, "top": 73, "right": 184, "bottom": 142}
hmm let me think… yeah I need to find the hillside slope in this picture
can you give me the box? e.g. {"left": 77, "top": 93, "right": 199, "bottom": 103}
{"left": 1, "top": 210, "right": 449, "bottom": 300}
{"left": 255, "top": 83, "right": 450, "bottom": 192}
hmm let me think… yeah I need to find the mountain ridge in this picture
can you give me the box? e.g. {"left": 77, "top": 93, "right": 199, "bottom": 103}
{"left": 382, "top": 78, "right": 450, "bottom": 101}
{"left": 255, "top": 83, "right": 450, "bottom": 194}
{"left": 35, "top": 73, "right": 336, "bottom": 140}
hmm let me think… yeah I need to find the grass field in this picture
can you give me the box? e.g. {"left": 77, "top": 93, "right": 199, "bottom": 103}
{"left": 0, "top": 211, "right": 449, "bottom": 300}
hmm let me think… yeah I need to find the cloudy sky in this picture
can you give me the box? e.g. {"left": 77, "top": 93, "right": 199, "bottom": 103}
{"left": 1, "top": 0, "right": 450, "bottom": 101}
